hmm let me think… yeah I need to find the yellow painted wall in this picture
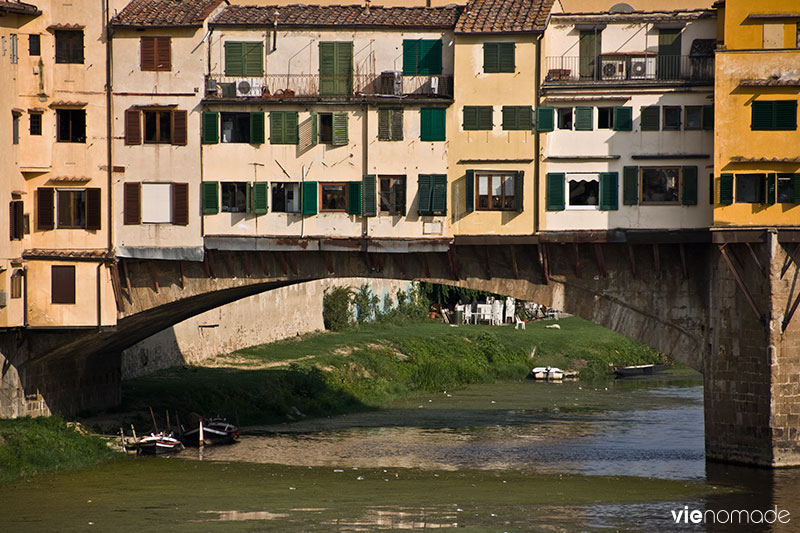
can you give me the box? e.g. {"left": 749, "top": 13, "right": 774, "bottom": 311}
{"left": 722, "top": 0, "right": 800, "bottom": 51}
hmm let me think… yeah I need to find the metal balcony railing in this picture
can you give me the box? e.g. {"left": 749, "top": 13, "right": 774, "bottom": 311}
{"left": 544, "top": 55, "right": 714, "bottom": 84}
{"left": 205, "top": 73, "right": 453, "bottom": 99}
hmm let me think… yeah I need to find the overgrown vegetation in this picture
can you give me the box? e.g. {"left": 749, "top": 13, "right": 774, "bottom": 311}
{"left": 0, "top": 416, "right": 117, "bottom": 485}
{"left": 324, "top": 283, "right": 429, "bottom": 331}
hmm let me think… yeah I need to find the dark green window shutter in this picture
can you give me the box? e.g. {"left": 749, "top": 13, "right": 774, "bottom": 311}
{"left": 623, "top": 166, "right": 639, "bottom": 205}
{"left": 536, "top": 107, "right": 555, "bottom": 132}
{"left": 243, "top": 42, "right": 263, "bottom": 76}
{"left": 515, "top": 170, "right": 524, "bottom": 212}
{"left": 431, "top": 174, "right": 447, "bottom": 215}
{"left": 302, "top": 181, "right": 317, "bottom": 215}
{"left": 224, "top": 42, "right": 243, "bottom": 75}
{"left": 418, "top": 174, "right": 432, "bottom": 215}
{"left": 681, "top": 166, "right": 698, "bottom": 206}
{"left": 478, "top": 106, "right": 493, "bottom": 129}
{"left": 599, "top": 172, "right": 618, "bottom": 211}
{"left": 574, "top": 107, "right": 594, "bottom": 131}
{"left": 766, "top": 173, "right": 776, "bottom": 205}
{"left": 751, "top": 101, "right": 773, "bottom": 130}
{"left": 483, "top": 42, "right": 499, "bottom": 73}
{"left": 332, "top": 112, "right": 348, "bottom": 146}
{"left": 378, "top": 108, "right": 390, "bottom": 140}
{"left": 613, "top": 106, "right": 632, "bottom": 131}
{"left": 502, "top": 106, "right": 532, "bottom": 130}
{"left": 793, "top": 174, "right": 800, "bottom": 203}
{"left": 403, "top": 39, "right": 420, "bottom": 75}
{"left": 285, "top": 112, "right": 299, "bottom": 144}
{"left": 391, "top": 108, "right": 403, "bottom": 140}
{"left": 419, "top": 39, "right": 442, "bottom": 75}
{"left": 641, "top": 106, "right": 660, "bottom": 131}
{"left": 775, "top": 101, "right": 798, "bottom": 130}
{"left": 498, "top": 43, "right": 515, "bottom": 73}
{"left": 463, "top": 106, "right": 478, "bottom": 130}
{"left": 202, "top": 181, "right": 219, "bottom": 214}
{"left": 702, "top": 105, "right": 714, "bottom": 130}
{"left": 348, "top": 182, "right": 362, "bottom": 215}
{"left": 202, "top": 111, "right": 218, "bottom": 144}
{"left": 546, "top": 173, "right": 565, "bottom": 211}
{"left": 270, "top": 111, "right": 284, "bottom": 144}
{"left": 518, "top": 107, "right": 532, "bottom": 130}
{"left": 465, "top": 169, "right": 474, "bottom": 213}
{"left": 310, "top": 111, "right": 318, "bottom": 146}
{"left": 250, "top": 112, "right": 265, "bottom": 144}
{"left": 362, "top": 174, "right": 377, "bottom": 217}
{"left": 319, "top": 41, "right": 335, "bottom": 79}
{"left": 253, "top": 182, "right": 268, "bottom": 214}
{"left": 719, "top": 173, "right": 733, "bottom": 205}
{"left": 748, "top": 101, "right": 796, "bottom": 131}
{"left": 421, "top": 108, "right": 445, "bottom": 141}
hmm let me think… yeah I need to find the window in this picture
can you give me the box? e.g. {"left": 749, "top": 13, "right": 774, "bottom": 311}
{"left": 378, "top": 108, "right": 403, "bottom": 141}
{"left": 144, "top": 111, "right": 171, "bottom": 143}
{"left": 56, "top": 109, "right": 86, "bottom": 143}
{"left": 641, "top": 167, "right": 680, "bottom": 204}
{"left": 312, "top": 112, "right": 348, "bottom": 146}
{"left": 269, "top": 111, "right": 299, "bottom": 145}
{"left": 140, "top": 36, "right": 170, "bottom": 71}
{"left": 598, "top": 107, "right": 613, "bottom": 129}
{"left": 751, "top": 100, "right": 798, "bottom": 131}
{"left": 224, "top": 41, "right": 263, "bottom": 76}
{"left": 613, "top": 106, "right": 633, "bottom": 131}
{"left": 319, "top": 41, "right": 353, "bottom": 96}
{"left": 797, "top": 23, "right": 800, "bottom": 48}
{"left": 12, "top": 113, "right": 19, "bottom": 144}
{"left": 567, "top": 174, "right": 600, "bottom": 208}
{"left": 221, "top": 182, "right": 249, "bottom": 213}
{"left": 127, "top": 108, "right": 187, "bottom": 146}
{"left": 579, "top": 30, "right": 602, "bottom": 80}
{"left": 420, "top": 108, "right": 445, "bottom": 141}
{"left": 777, "top": 174, "right": 797, "bottom": 204}
{"left": 320, "top": 183, "right": 347, "bottom": 212}
{"left": 222, "top": 112, "right": 252, "bottom": 143}
{"left": 641, "top": 106, "right": 660, "bottom": 131}
{"left": 55, "top": 30, "right": 83, "bottom": 64}
{"left": 557, "top": 108, "right": 573, "bottom": 130}
{"left": 10, "top": 34, "right": 17, "bottom": 64}
{"left": 484, "top": 42, "right": 515, "bottom": 73}
{"left": 137, "top": 182, "right": 190, "bottom": 224}
{"left": 663, "top": 106, "right": 682, "bottom": 130}
{"left": 29, "top": 112, "right": 41, "bottom": 135}
{"left": 476, "top": 173, "right": 517, "bottom": 210}
{"left": 10, "top": 270, "right": 23, "bottom": 299}
{"left": 684, "top": 106, "right": 702, "bottom": 130}
{"left": 10, "top": 200, "right": 24, "bottom": 240}
{"left": 402, "top": 39, "right": 443, "bottom": 75}
{"left": 318, "top": 113, "right": 333, "bottom": 144}
{"left": 57, "top": 189, "right": 86, "bottom": 228}
{"left": 501, "top": 106, "right": 533, "bottom": 130}
{"left": 417, "top": 174, "right": 447, "bottom": 216}
{"left": 51, "top": 265, "right": 75, "bottom": 304}
{"left": 28, "top": 34, "right": 40, "bottom": 56}
{"left": 272, "top": 182, "right": 300, "bottom": 213}
{"left": 379, "top": 176, "right": 406, "bottom": 215}
{"left": 463, "top": 106, "right": 492, "bottom": 130}
{"left": 736, "top": 174, "right": 765, "bottom": 204}
{"left": 36, "top": 187, "right": 99, "bottom": 230}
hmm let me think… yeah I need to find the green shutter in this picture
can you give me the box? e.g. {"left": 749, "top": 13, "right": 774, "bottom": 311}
{"left": 766, "top": 173, "right": 776, "bottom": 205}
{"left": 319, "top": 42, "right": 352, "bottom": 96}
{"left": 600, "top": 172, "right": 618, "bottom": 211}
{"left": 286, "top": 112, "right": 299, "bottom": 144}
{"left": 418, "top": 175, "right": 432, "bottom": 215}
{"left": 502, "top": 106, "right": 517, "bottom": 130}
{"left": 613, "top": 106, "right": 632, "bottom": 131}
{"left": 702, "top": 105, "right": 714, "bottom": 130}
{"left": 253, "top": 182, "right": 268, "bottom": 214}
{"left": 536, "top": 107, "right": 555, "bottom": 132}
{"left": 465, "top": 169, "right": 474, "bottom": 213}
{"left": 419, "top": 39, "right": 442, "bottom": 75}
{"left": 463, "top": 106, "right": 478, "bottom": 130}
{"left": 302, "top": 181, "right": 317, "bottom": 215}
{"left": 202, "top": 112, "right": 219, "bottom": 144}
{"left": 641, "top": 106, "right": 660, "bottom": 131}
{"left": 682, "top": 166, "right": 698, "bottom": 206}
{"left": 515, "top": 170, "right": 524, "bottom": 212}
{"left": 310, "top": 111, "right": 318, "bottom": 146}
{"left": 775, "top": 101, "right": 798, "bottom": 130}
{"left": 793, "top": 174, "right": 800, "bottom": 203}
{"left": 431, "top": 174, "right": 447, "bottom": 215}
{"left": 202, "top": 181, "right": 219, "bottom": 214}
{"left": 243, "top": 42, "right": 263, "bottom": 76}
{"left": 719, "top": 173, "right": 733, "bottom": 205}
{"left": 250, "top": 112, "right": 265, "bottom": 144}
{"left": 574, "top": 107, "right": 594, "bottom": 131}
{"left": 391, "top": 108, "right": 403, "bottom": 140}
{"left": 319, "top": 42, "right": 336, "bottom": 93}
{"left": 332, "top": 112, "right": 348, "bottom": 146}
{"left": 623, "top": 166, "right": 639, "bottom": 205}
{"left": 483, "top": 43, "right": 499, "bottom": 73}
{"left": 224, "top": 42, "right": 243, "bottom": 75}
{"left": 362, "top": 174, "right": 377, "bottom": 217}
{"left": 498, "top": 43, "right": 515, "bottom": 73}
{"left": 378, "top": 108, "right": 390, "bottom": 140}
{"left": 751, "top": 101, "right": 774, "bottom": 130}
{"left": 546, "top": 173, "right": 565, "bottom": 211}
{"left": 270, "top": 111, "right": 284, "bottom": 144}
{"left": 421, "top": 108, "right": 445, "bottom": 141}
{"left": 348, "top": 182, "right": 362, "bottom": 215}
{"left": 478, "top": 106, "right": 493, "bottom": 129}
{"left": 403, "top": 39, "right": 420, "bottom": 75}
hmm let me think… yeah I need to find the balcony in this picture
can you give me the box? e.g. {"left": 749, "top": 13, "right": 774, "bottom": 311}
{"left": 544, "top": 55, "right": 714, "bottom": 85}
{"left": 204, "top": 73, "right": 453, "bottom": 100}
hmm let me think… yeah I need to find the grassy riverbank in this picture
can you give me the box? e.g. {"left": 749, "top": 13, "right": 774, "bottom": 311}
{"left": 118, "top": 317, "right": 665, "bottom": 429}
{"left": 0, "top": 416, "right": 117, "bottom": 485}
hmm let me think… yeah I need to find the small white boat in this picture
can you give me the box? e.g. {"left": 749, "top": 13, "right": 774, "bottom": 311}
{"left": 529, "top": 366, "right": 564, "bottom": 380}
{"left": 128, "top": 432, "right": 184, "bottom": 455}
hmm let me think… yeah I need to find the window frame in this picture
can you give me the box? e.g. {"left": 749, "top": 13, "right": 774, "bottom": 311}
{"left": 777, "top": 173, "right": 796, "bottom": 204}
{"left": 557, "top": 107, "right": 573, "bottom": 130}
{"left": 221, "top": 111, "right": 252, "bottom": 144}
{"left": 271, "top": 182, "right": 301, "bottom": 213}
{"left": 684, "top": 106, "right": 703, "bottom": 130}
{"left": 378, "top": 175, "right": 406, "bottom": 215}
{"left": 662, "top": 106, "right": 682, "bottom": 131}
{"left": 54, "top": 29, "right": 83, "bottom": 64}
{"left": 55, "top": 108, "right": 86, "bottom": 143}
{"left": 10, "top": 270, "right": 23, "bottom": 299}
{"left": 597, "top": 107, "right": 614, "bottom": 129}
{"left": 565, "top": 173, "right": 601, "bottom": 210}
{"left": 143, "top": 110, "right": 172, "bottom": 144}
{"left": 12, "top": 112, "right": 19, "bottom": 145}
{"left": 318, "top": 112, "right": 334, "bottom": 144}
{"left": 735, "top": 173, "right": 766, "bottom": 204}
{"left": 29, "top": 111, "right": 42, "bottom": 136}
{"left": 319, "top": 182, "right": 349, "bottom": 212}
{"left": 28, "top": 33, "right": 40, "bottom": 56}
{"left": 56, "top": 188, "right": 87, "bottom": 229}
{"left": 220, "top": 181, "right": 250, "bottom": 213}
{"left": 140, "top": 182, "right": 174, "bottom": 224}
{"left": 475, "top": 172, "right": 517, "bottom": 211}
{"left": 640, "top": 167, "right": 681, "bottom": 205}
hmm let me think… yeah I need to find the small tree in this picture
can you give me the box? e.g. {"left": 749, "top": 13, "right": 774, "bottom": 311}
{"left": 323, "top": 286, "right": 354, "bottom": 331}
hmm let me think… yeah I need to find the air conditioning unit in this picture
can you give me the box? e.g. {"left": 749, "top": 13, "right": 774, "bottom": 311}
{"left": 379, "top": 71, "right": 403, "bottom": 96}
{"left": 235, "top": 78, "right": 265, "bottom": 97}
{"left": 601, "top": 58, "right": 626, "bottom": 81}
{"left": 205, "top": 78, "right": 218, "bottom": 95}
{"left": 629, "top": 56, "right": 656, "bottom": 80}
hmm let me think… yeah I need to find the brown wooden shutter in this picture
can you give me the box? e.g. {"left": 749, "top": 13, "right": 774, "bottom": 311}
{"left": 125, "top": 109, "right": 141, "bottom": 145}
{"left": 86, "top": 188, "right": 101, "bottom": 230}
{"left": 51, "top": 265, "right": 76, "bottom": 304}
{"left": 156, "top": 37, "right": 171, "bottom": 70}
{"left": 37, "top": 187, "right": 54, "bottom": 230}
{"left": 124, "top": 182, "right": 141, "bottom": 225}
{"left": 140, "top": 36, "right": 155, "bottom": 70}
{"left": 172, "top": 183, "right": 189, "bottom": 225}
{"left": 171, "top": 110, "right": 187, "bottom": 146}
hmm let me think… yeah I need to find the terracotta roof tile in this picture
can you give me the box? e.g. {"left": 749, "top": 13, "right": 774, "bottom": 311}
{"left": 111, "top": 0, "right": 225, "bottom": 28}
{"left": 211, "top": 4, "right": 463, "bottom": 29}
{"left": 47, "top": 23, "right": 85, "bottom": 30}
{"left": 23, "top": 249, "right": 114, "bottom": 260}
{"left": 741, "top": 78, "right": 800, "bottom": 87}
{"left": 455, "top": 0, "right": 555, "bottom": 33}
{"left": 0, "top": 1, "right": 39, "bottom": 15}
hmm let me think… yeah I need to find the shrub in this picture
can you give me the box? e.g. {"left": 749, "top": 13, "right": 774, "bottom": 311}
{"left": 323, "top": 286, "right": 354, "bottom": 331}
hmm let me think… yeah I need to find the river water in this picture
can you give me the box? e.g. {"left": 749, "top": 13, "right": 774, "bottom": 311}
{"left": 2, "top": 368, "right": 800, "bottom": 532}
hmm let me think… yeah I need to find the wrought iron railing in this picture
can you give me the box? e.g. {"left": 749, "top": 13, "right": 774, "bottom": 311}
{"left": 543, "top": 55, "right": 714, "bottom": 84}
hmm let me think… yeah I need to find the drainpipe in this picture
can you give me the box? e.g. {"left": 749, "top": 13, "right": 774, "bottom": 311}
{"left": 105, "top": 0, "right": 114, "bottom": 253}
{"left": 362, "top": 102, "right": 369, "bottom": 242}
{"left": 22, "top": 267, "right": 28, "bottom": 328}
{"left": 97, "top": 262, "right": 103, "bottom": 329}
{"left": 534, "top": 32, "right": 542, "bottom": 234}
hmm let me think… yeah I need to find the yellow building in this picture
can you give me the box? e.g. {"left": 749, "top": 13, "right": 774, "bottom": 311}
{"left": 713, "top": 0, "right": 800, "bottom": 226}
